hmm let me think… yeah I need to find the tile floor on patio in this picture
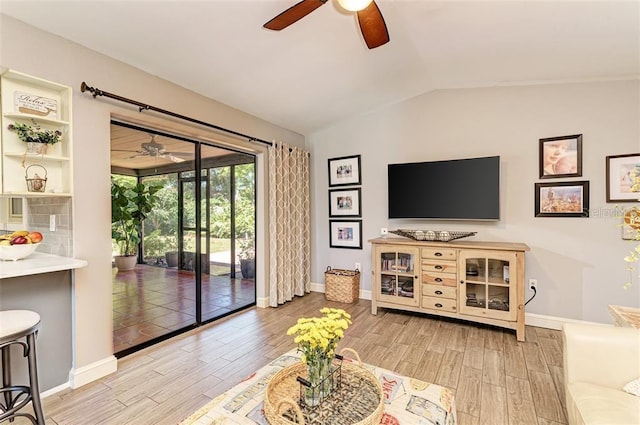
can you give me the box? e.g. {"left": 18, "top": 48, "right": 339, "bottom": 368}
{"left": 112, "top": 264, "right": 255, "bottom": 353}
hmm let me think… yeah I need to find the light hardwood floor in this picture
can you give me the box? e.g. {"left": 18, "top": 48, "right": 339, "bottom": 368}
{"left": 20, "top": 293, "right": 567, "bottom": 425}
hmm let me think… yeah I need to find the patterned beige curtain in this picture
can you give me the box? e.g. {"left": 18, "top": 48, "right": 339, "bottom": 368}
{"left": 268, "top": 141, "right": 310, "bottom": 306}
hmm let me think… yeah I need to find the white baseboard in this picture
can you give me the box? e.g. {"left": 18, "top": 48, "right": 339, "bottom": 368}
{"left": 311, "top": 282, "right": 372, "bottom": 301}
{"left": 359, "top": 289, "right": 372, "bottom": 300}
{"left": 311, "top": 282, "right": 601, "bottom": 330}
{"left": 524, "top": 312, "right": 604, "bottom": 330}
{"left": 41, "top": 381, "right": 70, "bottom": 398}
{"left": 69, "top": 355, "right": 118, "bottom": 389}
{"left": 256, "top": 296, "right": 269, "bottom": 308}
{"left": 310, "top": 281, "right": 324, "bottom": 293}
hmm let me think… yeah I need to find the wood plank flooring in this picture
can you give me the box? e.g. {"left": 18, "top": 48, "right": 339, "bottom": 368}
{"left": 17, "top": 292, "right": 567, "bottom": 424}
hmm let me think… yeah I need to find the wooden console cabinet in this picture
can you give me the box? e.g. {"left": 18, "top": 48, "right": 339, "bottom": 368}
{"left": 370, "top": 237, "right": 530, "bottom": 341}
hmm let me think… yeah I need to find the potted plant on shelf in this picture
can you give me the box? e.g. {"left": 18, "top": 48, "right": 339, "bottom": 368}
{"left": 238, "top": 237, "right": 255, "bottom": 279}
{"left": 8, "top": 119, "right": 62, "bottom": 155}
{"left": 111, "top": 179, "right": 161, "bottom": 271}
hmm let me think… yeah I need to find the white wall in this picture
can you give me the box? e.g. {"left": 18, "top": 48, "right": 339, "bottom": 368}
{"left": 0, "top": 14, "right": 304, "bottom": 381}
{"left": 309, "top": 80, "right": 640, "bottom": 324}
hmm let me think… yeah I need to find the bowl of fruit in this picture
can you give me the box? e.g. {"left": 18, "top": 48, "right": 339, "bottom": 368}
{"left": 0, "top": 230, "right": 43, "bottom": 261}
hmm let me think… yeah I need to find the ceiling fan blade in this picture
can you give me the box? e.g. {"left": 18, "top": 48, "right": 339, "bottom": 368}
{"left": 166, "top": 152, "right": 194, "bottom": 159}
{"left": 357, "top": 1, "right": 389, "bottom": 49}
{"left": 162, "top": 154, "right": 186, "bottom": 163}
{"left": 126, "top": 153, "right": 148, "bottom": 159}
{"left": 264, "top": 0, "right": 326, "bottom": 31}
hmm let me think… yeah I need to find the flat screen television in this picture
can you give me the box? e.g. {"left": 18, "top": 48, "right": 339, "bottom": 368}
{"left": 388, "top": 156, "right": 500, "bottom": 220}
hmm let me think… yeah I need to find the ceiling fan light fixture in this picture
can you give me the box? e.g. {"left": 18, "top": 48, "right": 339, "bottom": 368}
{"left": 337, "top": 0, "right": 373, "bottom": 12}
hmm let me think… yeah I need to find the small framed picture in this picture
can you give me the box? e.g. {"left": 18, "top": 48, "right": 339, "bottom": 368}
{"left": 539, "top": 134, "right": 582, "bottom": 179}
{"left": 328, "top": 155, "right": 361, "bottom": 187}
{"left": 329, "top": 188, "right": 361, "bottom": 218}
{"left": 606, "top": 153, "right": 640, "bottom": 203}
{"left": 329, "top": 220, "right": 362, "bottom": 249}
{"left": 535, "top": 181, "right": 589, "bottom": 217}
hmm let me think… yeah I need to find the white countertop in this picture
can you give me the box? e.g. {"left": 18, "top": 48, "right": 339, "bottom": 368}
{"left": 0, "top": 252, "right": 87, "bottom": 279}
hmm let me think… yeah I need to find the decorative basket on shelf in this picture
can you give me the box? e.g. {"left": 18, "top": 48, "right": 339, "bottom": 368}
{"left": 389, "top": 229, "right": 477, "bottom": 242}
{"left": 25, "top": 164, "right": 47, "bottom": 193}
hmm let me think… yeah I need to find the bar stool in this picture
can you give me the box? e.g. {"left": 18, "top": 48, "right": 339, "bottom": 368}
{"left": 0, "top": 310, "right": 45, "bottom": 425}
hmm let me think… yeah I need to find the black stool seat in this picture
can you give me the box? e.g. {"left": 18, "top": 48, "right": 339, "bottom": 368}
{"left": 0, "top": 310, "right": 45, "bottom": 425}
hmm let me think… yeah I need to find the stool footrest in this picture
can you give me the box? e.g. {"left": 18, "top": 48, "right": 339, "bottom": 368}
{"left": 0, "top": 385, "right": 33, "bottom": 417}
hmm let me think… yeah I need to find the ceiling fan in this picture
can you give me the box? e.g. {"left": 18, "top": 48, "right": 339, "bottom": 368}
{"left": 263, "top": 0, "right": 389, "bottom": 49}
{"left": 113, "top": 134, "right": 194, "bottom": 163}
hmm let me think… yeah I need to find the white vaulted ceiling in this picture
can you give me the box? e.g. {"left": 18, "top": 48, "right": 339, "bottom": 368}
{"left": 2, "top": 0, "right": 638, "bottom": 136}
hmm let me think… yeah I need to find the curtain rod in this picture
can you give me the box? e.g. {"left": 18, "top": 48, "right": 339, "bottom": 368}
{"left": 80, "top": 81, "right": 273, "bottom": 147}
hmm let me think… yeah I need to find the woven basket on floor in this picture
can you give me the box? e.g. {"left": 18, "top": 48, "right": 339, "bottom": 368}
{"left": 263, "top": 348, "right": 383, "bottom": 425}
{"left": 325, "top": 267, "right": 360, "bottom": 303}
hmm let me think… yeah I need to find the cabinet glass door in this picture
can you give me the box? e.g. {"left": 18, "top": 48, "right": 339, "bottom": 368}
{"left": 487, "top": 258, "right": 510, "bottom": 312}
{"left": 379, "top": 248, "right": 418, "bottom": 307}
{"left": 460, "top": 251, "right": 516, "bottom": 320}
{"left": 463, "top": 256, "right": 486, "bottom": 310}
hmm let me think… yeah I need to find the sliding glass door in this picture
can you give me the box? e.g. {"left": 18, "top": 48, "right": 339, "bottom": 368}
{"left": 200, "top": 152, "right": 256, "bottom": 322}
{"left": 111, "top": 122, "right": 256, "bottom": 355}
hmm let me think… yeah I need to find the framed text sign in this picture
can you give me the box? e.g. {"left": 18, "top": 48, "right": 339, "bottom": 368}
{"left": 14, "top": 91, "right": 58, "bottom": 119}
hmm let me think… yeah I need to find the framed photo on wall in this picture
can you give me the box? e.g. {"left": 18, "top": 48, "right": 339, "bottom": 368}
{"left": 606, "top": 153, "right": 640, "bottom": 202}
{"left": 328, "top": 155, "right": 361, "bottom": 187}
{"left": 329, "top": 188, "right": 361, "bottom": 218}
{"left": 539, "top": 134, "right": 582, "bottom": 179}
{"left": 535, "top": 181, "right": 589, "bottom": 217}
{"left": 329, "top": 220, "right": 362, "bottom": 249}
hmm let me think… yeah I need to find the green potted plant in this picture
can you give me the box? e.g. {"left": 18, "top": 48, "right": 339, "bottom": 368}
{"left": 8, "top": 119, "right": 62, "bottom": 154}
{"left": 238, "top": 237, "right": 255, "bottom": 279}
{"left": 111, "top": 179, "right": 161, "bottom": 271}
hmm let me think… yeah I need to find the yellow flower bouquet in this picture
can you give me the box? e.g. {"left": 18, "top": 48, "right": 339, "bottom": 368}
{"left": 287, "top": 307, "right": 351, "bottom": 406}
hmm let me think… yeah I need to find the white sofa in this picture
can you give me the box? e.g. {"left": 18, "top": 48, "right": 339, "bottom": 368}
{"left": 563, "top": 323, "right": 640, "bottom": 425}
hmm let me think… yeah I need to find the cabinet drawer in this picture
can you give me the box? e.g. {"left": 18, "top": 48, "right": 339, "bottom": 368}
{"left": 422, "top": 260, "right": 456, "bottom": 274}
{"left": 421, "top": 248, "right": 456, "bottom": 260}
{"left": 421, "top": 284, "right": 457, "bottom": 299}
{"left": 422, "top": 271, "right": 457, "bottom": 287}
{"left": 422, "top": 296, "right": 457, "bottom": 312}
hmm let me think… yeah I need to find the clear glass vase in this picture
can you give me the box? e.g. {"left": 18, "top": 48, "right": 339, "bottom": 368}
{"left": 304, "top": 355, "right": 333, "bottom": 407}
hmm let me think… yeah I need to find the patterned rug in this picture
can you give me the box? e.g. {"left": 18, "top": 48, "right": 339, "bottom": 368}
{"left": 180, "top": 349, "right": 456, "bottom": 425}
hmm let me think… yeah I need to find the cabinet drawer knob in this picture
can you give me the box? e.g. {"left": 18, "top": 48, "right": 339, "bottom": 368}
{"left": 434, "top": 252, "right": 443, "bottom": 257}
{"left": 435, "top": 278, "right": 442, "bottom": 282}
{"left": 435, "top": 265, "right": 443, "bottom": 270}
{"left": 435, "top": 290, "right": 443, "bottom": 295}
{"left": 460, "top": 280, "right": 464, "bottom": 284}
{"left": 435, "top": 303, "right": 443, "bottom": 308}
